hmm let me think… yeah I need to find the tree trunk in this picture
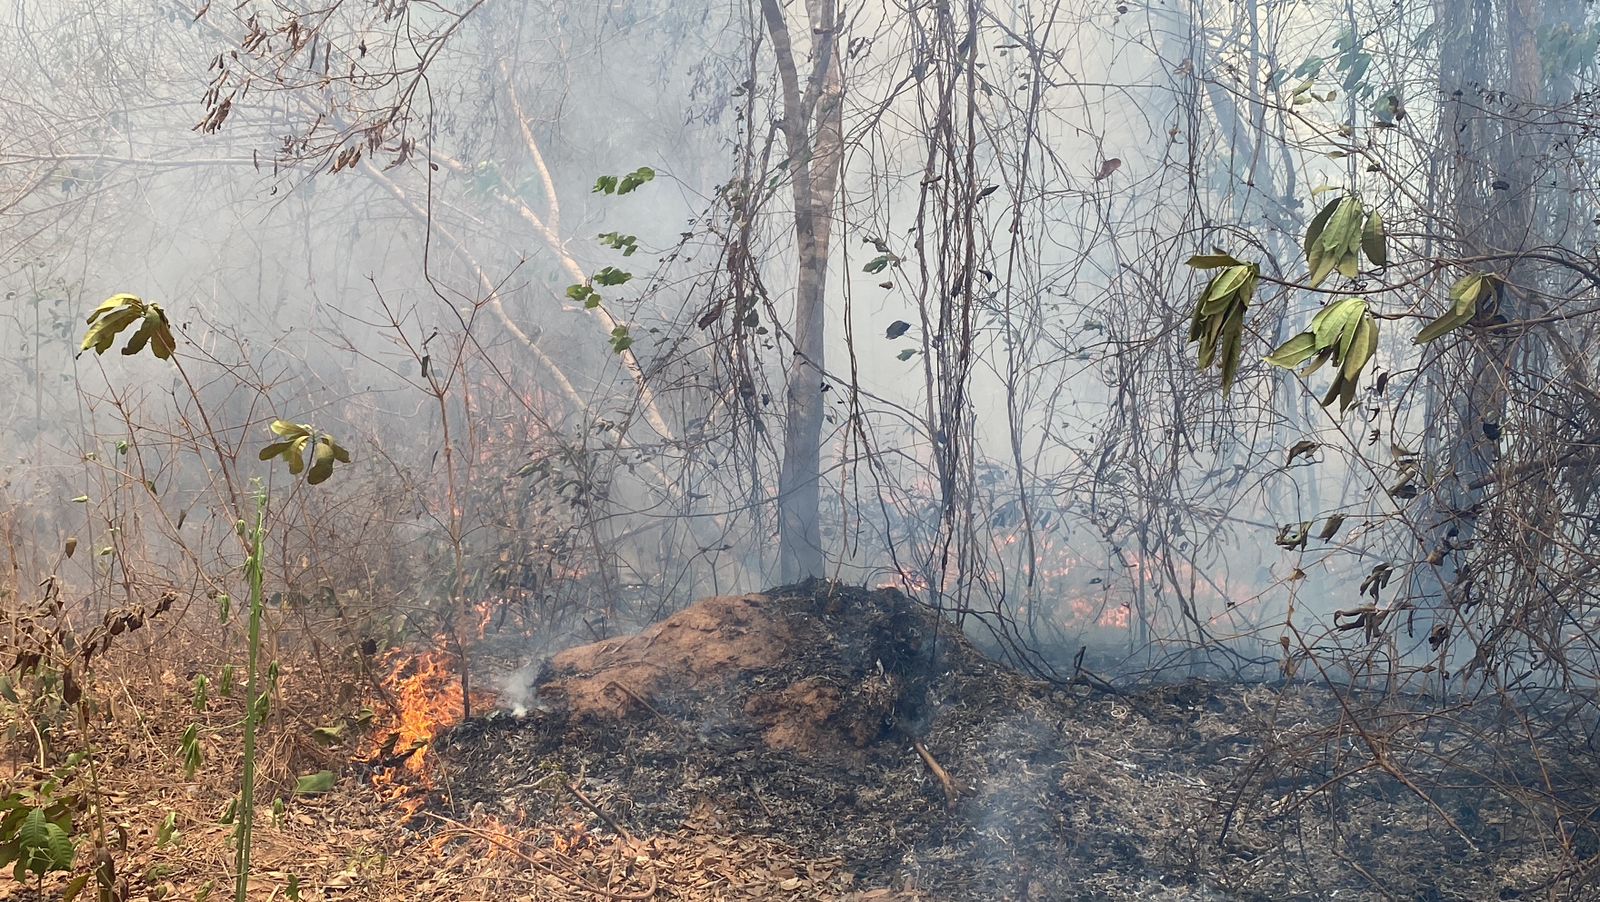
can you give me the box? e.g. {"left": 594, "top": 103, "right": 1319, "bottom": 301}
{"left": 763, "top": 0, "right": 843, "bottom": 582}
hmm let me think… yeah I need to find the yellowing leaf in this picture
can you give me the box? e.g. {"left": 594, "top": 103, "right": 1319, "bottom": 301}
{"left": 79, "top": 295, "right": 178, "bottom": 359}
{"left": 1361, "top": 211, "right": 1387, "bottom": 266}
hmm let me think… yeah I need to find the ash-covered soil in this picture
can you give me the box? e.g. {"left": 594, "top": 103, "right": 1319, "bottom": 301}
{"left": 437, "top": 581, "right": 1598, "bottom": 901}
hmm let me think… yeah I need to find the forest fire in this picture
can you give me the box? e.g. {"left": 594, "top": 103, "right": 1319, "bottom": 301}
{"left": 367, "top": 642, "right": 496, "bottom": 806}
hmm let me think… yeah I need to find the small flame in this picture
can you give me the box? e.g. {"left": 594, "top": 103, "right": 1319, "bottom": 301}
{"left": 366, "top": 643, "right": 495, "bottom": 803}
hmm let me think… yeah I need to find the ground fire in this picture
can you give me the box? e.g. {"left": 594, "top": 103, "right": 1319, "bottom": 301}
{"left": 366, "top": 642, "right": 495, "bottom": 807}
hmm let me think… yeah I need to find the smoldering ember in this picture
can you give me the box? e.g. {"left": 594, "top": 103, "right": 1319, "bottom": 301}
{"left": 2, "top": 1, "right": 1599, "bottom": 901}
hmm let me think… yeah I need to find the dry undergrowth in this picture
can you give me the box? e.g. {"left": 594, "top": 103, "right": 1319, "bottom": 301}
{"left": 6, "top": 580, "right": 1598, "bottom": 901}
{"left": 1, "top": 595, "right": 922, "bottom": 902}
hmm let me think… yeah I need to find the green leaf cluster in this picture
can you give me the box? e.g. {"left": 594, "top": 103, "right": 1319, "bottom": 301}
{"left": 1185, "top": 254, "right": 1258, "bottom": 395}
{"left": 609, "top": 325, "right": 634, "bottom": 354}
{"left": 1305, "top": 195, "right": 1386, "bottom": 286}
{"left": 1415, "top": 273, "right": 1496, "bottom": 344}
{"left": 593, "top": 266, "right": 632, "bottom": 287}
{"left": 1266, "top": 296, "right": 1379, "bottom": 414}
{"left": 597, "top": 232, "right": 639, "bottom": 256}
{"left": 80, "top": 294, "right": 177, "bottom": 359}
{"left": 258, "top": 421, "right": 351, "bottom": 486}
{"left": 593, "top": 167, "right": 655, "bottom": 195}
{"left": 0, "top": 805, "right": 75, "bottom": 882}
{"left": 566, "top": 268, "right": 633, "bottom": 311}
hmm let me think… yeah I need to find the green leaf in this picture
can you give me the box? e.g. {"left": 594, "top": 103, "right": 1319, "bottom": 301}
{"left": 258, "top": 440, "right": 296, "bottom": 462}
{"left": 1187, "top": 262, "right": 1257, "bottom": 393}
{"left": 86, "top": 293, "right": 139, "bottom": 324}
{"left": 896, "top": 348, "right": 917, "bottom": 361}
{"left": 1265, "top": 332, "right": 1318, "bottom": 368}
{"left": 1218, "top": 302, "right": 1246, "bottom": 394}
{"left": 1361, "top": 211, "right": 1388, "bottom": 266}
{"left": 1416, "top": 274, "right": 1489, "bottom": 344}
{"left": 1304, "top": 198, "right": 1340, "bottom": 264}
{"left": 1205, "top": 265, "right": 1251, "bottom": 302}
{"left": 1322, "top": 197, "right": 1360, "bottom": 256}
{"left": 1311, "top": 297, "right": 1366, "bottom": 349}
{"left": 180, "top": 724, "right": 202, "bottom": 778}
{"left": 1340, "top": 314, "right": 1378, "bottom": 383}
{"left": 592, "top": 266, "right": 632, "bottom": 287}
{"left": 1185, "top": 253, "right": 1244, "bottom": 269}
{"left": 616, "top": 166, "right": 655, "bottom": 194}
{"left": 81, "top": 306, "right": 141, "bottom": 355}
{"left": 294, "top": 771, "right": 336, "bottom": 795}
{"left": 155, "top": 811, "right": 179, "bottom": 848}
{"left": 16, "top": 808, "right": 74, "bottom": 876}
{"left": 307, "top": 439, "right": 336, "bottom": 486}
{"left": 287, "top": 436, "right": 310, "bottom": 476}
{"left": 1451, "top": 273, "right": 1487, "bottom": 317}
{"left": 1415, "top": 309, "right": 1470, "bottom": 344}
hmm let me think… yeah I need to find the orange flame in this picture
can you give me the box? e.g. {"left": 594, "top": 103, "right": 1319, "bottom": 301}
{"left": 367, "top": 643, "right": 495, "bottom": 803}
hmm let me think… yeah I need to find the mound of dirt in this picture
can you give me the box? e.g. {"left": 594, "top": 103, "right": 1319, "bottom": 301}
{"left": 534, "top": 582, "right": 976, "bottom": 764}
{"left": 437, "top": 580, "right": 1590, "bottom": 901}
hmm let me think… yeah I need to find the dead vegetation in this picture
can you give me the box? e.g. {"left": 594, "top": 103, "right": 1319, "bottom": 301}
{"left": 438, "top": 581, "right": 1599, "bottom": 900}
{"left": 3, "top": 570, "right": 1598, "bottom": 902}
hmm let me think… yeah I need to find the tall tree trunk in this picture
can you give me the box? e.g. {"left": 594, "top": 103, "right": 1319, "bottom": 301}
{"left": 763, "top": 0, "right": 843, "bottom": 581}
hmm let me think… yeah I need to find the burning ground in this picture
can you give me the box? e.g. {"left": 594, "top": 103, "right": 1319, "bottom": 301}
{"left": 431, "top": 581, "right": 1597, "bottom": 900}
{"left": 7, "top": 581, "right": 1593, "bottom": 902}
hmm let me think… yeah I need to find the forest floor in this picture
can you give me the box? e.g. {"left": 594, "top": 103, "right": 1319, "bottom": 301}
{"left": 3, "top": 580, "right": 1597, "bottom": 901}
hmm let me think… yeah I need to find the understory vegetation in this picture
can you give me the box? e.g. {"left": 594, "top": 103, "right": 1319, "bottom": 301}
{"left": 3, "top": 0, "right": 1600, "bottom": 899}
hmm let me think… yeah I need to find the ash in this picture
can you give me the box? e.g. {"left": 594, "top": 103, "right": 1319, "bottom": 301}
{"left": 437, "top": 581, "right": 1596, "bottom": 900}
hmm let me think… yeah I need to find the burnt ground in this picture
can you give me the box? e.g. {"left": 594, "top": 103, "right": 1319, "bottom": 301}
{"left": 438, "top": 581, "right": 1600, "bottom": 901}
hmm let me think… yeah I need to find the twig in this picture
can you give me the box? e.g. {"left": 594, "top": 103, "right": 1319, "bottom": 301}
{"left": 913, "top": 739, "right": 959, "bottom": 809}
{"left": 563, "top": 780, "right": 636, "bottom": 844}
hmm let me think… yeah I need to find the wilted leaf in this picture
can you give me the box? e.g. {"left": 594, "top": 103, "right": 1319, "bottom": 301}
{"left": 61, "top": 873, "right": 91, "bottom": 902}
{"left": 1092, "top": 158, "right": 1121, "bottom": 181}
{"left": 885, "top": 320, "right": 911, "bottom": 339}
{"left": 1285, "top": 440, "right": 1320, "bottom": 465}
{"left": 1317, "top": 514, "right": 1347, "bottom": 541}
